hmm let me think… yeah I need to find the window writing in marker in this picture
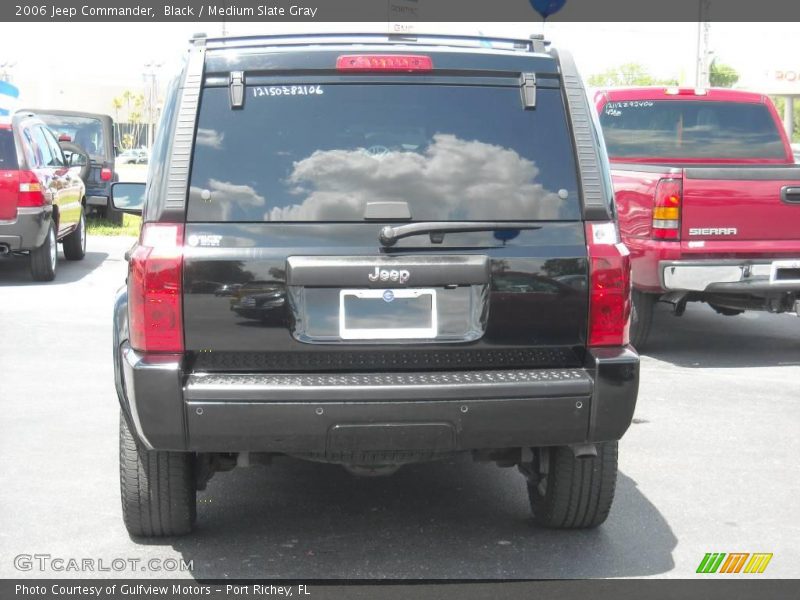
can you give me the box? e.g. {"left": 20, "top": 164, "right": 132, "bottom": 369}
{"left": 251, "top": 86, "right": 324, "bottom": 98}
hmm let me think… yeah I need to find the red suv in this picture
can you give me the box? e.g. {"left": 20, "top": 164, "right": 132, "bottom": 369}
{"left": 0, "top": 112, "right": 86, "bottom": 280}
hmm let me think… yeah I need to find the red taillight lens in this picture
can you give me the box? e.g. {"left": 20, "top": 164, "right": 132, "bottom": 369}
{"left": 336, "top": 54, "right": 433, "bottom": 72}
{"left": 652, "top": 178, "right": 682, "bottom": 240}
{"left": 128, "top": 223, "right": 184, "bottom": 353}
{"left": 587, "top": 222, "right": 631, "bottom": 347}
{"left": 100, "top": 167, "right": 113, "bottom": 181}
{"left": 17, "top": 170, "right": 46, "bottom": 207}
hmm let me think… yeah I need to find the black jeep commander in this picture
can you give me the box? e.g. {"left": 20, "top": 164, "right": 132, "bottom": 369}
{"left": 112, "top": 32, "right": 639, "bottom": 537}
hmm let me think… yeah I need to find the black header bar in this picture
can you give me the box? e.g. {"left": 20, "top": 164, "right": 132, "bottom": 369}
{"left": 3, "top": 0, "right": 800, "bottom": 23}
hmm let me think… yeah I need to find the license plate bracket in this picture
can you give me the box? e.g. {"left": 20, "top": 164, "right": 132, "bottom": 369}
{"left": 339, "top": 288, "right": 437, "bottom": 340}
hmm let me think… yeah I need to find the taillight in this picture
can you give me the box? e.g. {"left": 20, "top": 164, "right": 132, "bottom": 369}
{"left": 128, "top": 223, "right": 184, "bottom": 353}
{"left": 587, "top": 222, "right": 631, "bottom": 347}
{"left": 17, "top": 170, "right": 46, "bottom": 207}
{"left": 336, "top": 54, "right": 433, "bottom": 72}
{"left": 100, "top": 167, "right": 113, "bottom": 181}
{"left": 652, "top": 178, "right": 682, "bottom": 240}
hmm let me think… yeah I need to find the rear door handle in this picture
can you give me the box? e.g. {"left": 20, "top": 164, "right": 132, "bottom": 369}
{"left": 781, "top": 186, "right": 800, "bottom": 204}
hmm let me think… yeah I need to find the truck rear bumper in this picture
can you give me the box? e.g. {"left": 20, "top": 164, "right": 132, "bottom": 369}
{"left": 661, "top": 258, "right": 800, "bottom": 293}
{"left": 118, "top": 343, "right": 639, "bottom": 454}
{"left": 86, "top": 195, "right": 109, "bottom": 207}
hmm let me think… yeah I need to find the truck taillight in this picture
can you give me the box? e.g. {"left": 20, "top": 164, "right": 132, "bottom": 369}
{"left": 652, "top": 178, "right": 682, "bottom": 240}
{"left": 587, "top": 222, "right": 631, "bottom": 347}
{"left": 128, "top": 223, "right": 184, "bottom": 353}
{"left": 17, "top": 170, "right": 46, "bottom": 207}
{"left": 100, "top": 167, "right": 112, "bottom": 181}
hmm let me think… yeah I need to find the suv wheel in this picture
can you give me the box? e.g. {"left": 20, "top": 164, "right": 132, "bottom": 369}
{"left": 107, "top": 204, "right": 124, "bottom": 226}
{"left": 30, "top": 220, "right": 57, "bottom": 281}
{"left": 629, "top": 290, "right": 655, "bottom": 350}
{"left": 119, "top": 413, "right": 196, "bottom": 537}
{"left": 524, "top": 442, "right": 618, "bottom": 529}
{"left": 63, "top": 210, "right": 86, "bottom": 260}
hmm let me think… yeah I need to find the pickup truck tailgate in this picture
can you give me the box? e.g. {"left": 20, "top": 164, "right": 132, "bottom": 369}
{"left": 682, "top": 166, "right": 800, "bottom": 242}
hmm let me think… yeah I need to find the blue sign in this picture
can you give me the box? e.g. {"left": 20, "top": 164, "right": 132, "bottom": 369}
{"left": 0, "top": 81, "right": 19, "bottom": 117}
{"left": 382, "top": 290, "right": 395, "bottom": 303}
{"left": 529, "top": 0, "right": 567, "bottom": 19}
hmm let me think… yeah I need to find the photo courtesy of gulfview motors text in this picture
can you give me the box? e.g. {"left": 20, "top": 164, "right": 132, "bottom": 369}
{"left": 15, "top": 584, "right": 310, "bottom": 596}
{"left": 0, "top": 0, "right": 799, "bottom": 597}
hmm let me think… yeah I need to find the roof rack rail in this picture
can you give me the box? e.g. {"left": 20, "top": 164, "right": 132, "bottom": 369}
{"left": 191, "top": 32, "right": 548, "bottom": 54}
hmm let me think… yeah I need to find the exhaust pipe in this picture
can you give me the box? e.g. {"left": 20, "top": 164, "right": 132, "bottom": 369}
{"left": 570, "top": 444, "right": 598, "bottom": 459}
{"left": 0, "top": 244, "right": 10, "bottom": 256}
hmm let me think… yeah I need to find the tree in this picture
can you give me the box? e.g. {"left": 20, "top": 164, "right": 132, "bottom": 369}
{"left": 129, "top": 111, "right": 143, "bottom": 148}
{"left": 133, "top": 93, "right": 145, "bottom": 147}
{"left": 111, "top": 97, "right": 123, "bottom": 146}
{"left": 113, "top": 91, "right": 147, "bottom": 148}
{"left": 709, "top": 59, "right": 739, "bottom": 88}
{"left": 587, "top": 63, "right": 678, "bottom": 88}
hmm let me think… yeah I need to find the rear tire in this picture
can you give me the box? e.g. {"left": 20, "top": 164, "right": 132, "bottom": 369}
{"left": 107, "top": 204, "right": 124, "bottom": 226}
{"left": 525, "top": 442, "right": 618, "bottom": 529}
{"left": 62, "top": 211, "right": 86, "bottom": 261}
{"left": 119, "top": 413, "right": 196, "bottom": 537}
{"left": 30, "top": 220, "right": 57, "bottom": 281}
{"left": 630, "top": 290, "right": 655, "bottom": 350}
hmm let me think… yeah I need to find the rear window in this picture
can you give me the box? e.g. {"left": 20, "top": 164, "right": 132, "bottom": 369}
{"left": 36, "top": 114, "right": 106, "bottom": 157}
{"left": 599, "top": 100, "right": 786, "bottom": 160}
{"left": 187, "top": 84, "right": 580, "bottom": 222}
{"left": 0, "top": 129, "right": 17, "bottom": 169}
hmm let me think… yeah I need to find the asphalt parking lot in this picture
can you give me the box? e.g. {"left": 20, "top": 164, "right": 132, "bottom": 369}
{"left": 1, "top": 235, "right": 798, "bottom": 579}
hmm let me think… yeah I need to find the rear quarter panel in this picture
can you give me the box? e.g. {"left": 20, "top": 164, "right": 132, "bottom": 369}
{"left": 610, "top": 166, "right": 681, "bottom": 291}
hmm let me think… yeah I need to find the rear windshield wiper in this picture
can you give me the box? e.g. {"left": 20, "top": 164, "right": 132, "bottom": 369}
{"left": 379, "top": 222, "right": 541, "bottom": 247}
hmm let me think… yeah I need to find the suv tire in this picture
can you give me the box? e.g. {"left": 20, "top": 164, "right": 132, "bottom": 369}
{"left": 99, "top": 204, "right": 124, "bottom": 226}
{"left": 30, "top": 220, "right": 57, "bottom": 281}
{"left": 119, "top": 413, "right": 196, "bottom": 537}
{"left": 525, "top": 442, "right": 618, "bottom": 529}
{"left": 63, "top": 211, "right": 86, "bottom": 261}
{"left": 106, "top": 205, "right": 124, "bottom": 226}
{"left": 630, "top": 290, "right": 655, "bottom": 350}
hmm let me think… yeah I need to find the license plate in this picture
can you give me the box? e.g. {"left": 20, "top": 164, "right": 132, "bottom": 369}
{"left": 339, "top": 289, "right": 437, "bottom": 340}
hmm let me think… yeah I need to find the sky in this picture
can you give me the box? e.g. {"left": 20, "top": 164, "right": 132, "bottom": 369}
{"left": 0, "top": 21, "right": 797, "bottom": 94}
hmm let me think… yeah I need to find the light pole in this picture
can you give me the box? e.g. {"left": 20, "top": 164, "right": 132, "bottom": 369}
{"left": 695, "top": 0, "right": 712, "bottom": 88}
{"left": 143, "top": 61, "right": 163, "bottom": 149}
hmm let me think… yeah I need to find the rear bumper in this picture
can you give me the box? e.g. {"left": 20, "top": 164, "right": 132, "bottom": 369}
{"left": 117, "top": 343, "right": 639, "bottom": 454}
{"left": 86, "top": 195, "right": 109, "bottom": 208}
{"left": 661, "top": 258, "right": 800, "bottom": 293}
{"left": 623, "top": 236, "right": 800, "bottom": 293}
{"left": 0, "top": 206, "right": 53, "bottom": 251}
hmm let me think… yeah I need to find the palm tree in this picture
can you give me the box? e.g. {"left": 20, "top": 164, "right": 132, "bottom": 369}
{"left": 121, "top": 90, "right": 135, "bottom": 147}
{"left": 133, "top": 94, "right": 145, "bottom": 147}
{"left": 111, "top": 97, "right": 123, "bottom": 146}
{"left": 129, "top": 111, "right": 142, "bottom": 148}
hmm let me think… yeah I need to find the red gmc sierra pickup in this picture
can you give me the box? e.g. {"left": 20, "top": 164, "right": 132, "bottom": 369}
{"left": 594, "top": 87, "right": 800, "bottom": 348}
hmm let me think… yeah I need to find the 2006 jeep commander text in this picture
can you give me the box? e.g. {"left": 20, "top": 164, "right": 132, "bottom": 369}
{"left": 112, "top": 33, "right": 639, "bottom": 537}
